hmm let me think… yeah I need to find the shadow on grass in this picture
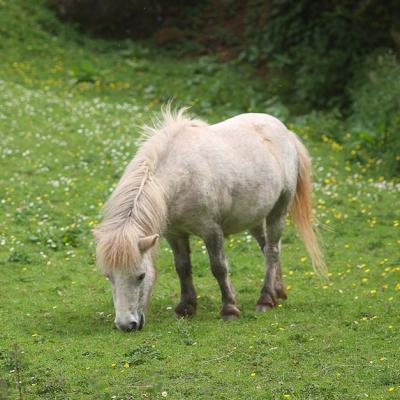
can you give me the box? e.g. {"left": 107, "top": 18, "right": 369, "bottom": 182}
{"left": 25, "top": 304, "right": 115, "bottom": 337}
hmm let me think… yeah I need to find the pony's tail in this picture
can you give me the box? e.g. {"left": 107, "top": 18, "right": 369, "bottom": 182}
{"left": 93, "top": 220, "right": 140, "bottom": 271}
{"left": 290, "top": 136, "right": 327, "bottom": 277}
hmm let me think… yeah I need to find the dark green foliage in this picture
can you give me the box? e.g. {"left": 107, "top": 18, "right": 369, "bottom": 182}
{"left": 293, "top": 51, "right": 400, "bottom": 177}
{"left": 348, "top": 51, "right": 400, "bottom": 175}
{"left": 242, "top": 0, "right": 399, "bottom": 112}
{"left": 47, "top": 0, "right": 196, "bottom": 39}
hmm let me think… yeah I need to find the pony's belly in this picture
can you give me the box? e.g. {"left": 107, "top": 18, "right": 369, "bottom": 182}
{"left": 218, "top": 175, "right": 283, "bottom": 235}
{"left": 220, "top": 204, "right": 274, "bottom": 235}
{"left": 166, "top": 201, "right": 270, "bottom": 238}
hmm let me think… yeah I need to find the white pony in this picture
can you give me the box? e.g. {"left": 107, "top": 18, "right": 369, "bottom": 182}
{"left": 94, "top": 108, "right": 325, "bottom": 332}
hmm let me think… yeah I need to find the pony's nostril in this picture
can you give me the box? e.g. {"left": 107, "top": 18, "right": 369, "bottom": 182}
{"left": 126, "top": 321, "right": 138, "bottom": 332}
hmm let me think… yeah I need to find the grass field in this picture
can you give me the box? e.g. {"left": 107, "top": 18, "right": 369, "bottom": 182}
{"left": 1, "top": 1, "right": 399, "bottom": 399}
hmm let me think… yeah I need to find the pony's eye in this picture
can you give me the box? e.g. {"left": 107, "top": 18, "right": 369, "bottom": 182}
{"left": 137, "top": 273, "right": 146, "bottom": 282}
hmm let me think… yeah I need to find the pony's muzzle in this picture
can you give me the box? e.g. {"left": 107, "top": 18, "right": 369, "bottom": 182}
{"left": 115, "top": 318, "right": 138, "bottom": 332}
{"left": 115, "top": 313, "right": 145, "bottom": 332}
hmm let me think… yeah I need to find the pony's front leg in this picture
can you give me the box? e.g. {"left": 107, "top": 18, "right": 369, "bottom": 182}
{"left": 167, "top": 234, "right": 197, "bottom": 317}
{"left": 204, "top": 228, "right": 240, "bottom": 320}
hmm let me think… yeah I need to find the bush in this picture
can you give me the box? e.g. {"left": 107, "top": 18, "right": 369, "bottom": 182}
{"left": 47, "top": 0, "right": 195, "bottom": 39}
{"left": 347, "top": 51, "right": 400, "bottom": 176}
{"left": 242, "top": 0, "right": 399, "bottom": 112}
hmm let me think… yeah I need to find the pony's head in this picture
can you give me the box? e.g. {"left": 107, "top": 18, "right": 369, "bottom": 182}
{"left": 94, "top": 225, "right": 159, "bottom": 332}
{"left": 93, "top": 107, "right": 178, "bottom": 331}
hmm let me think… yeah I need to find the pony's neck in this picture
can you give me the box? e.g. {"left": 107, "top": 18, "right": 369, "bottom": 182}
{"left": 103, "top": 107, "right": 206, "bottom": 238}
{"left": 125, "top": 161, "right": 167, "bottom": 237}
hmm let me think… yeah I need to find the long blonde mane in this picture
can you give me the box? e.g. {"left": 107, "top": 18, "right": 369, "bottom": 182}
{"left": 94, "top": 107, "right": 207, "bottom": 272}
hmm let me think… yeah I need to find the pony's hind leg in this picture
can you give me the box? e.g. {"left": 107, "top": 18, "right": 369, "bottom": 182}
{"left": 204, "top": 227, "right": 240, "bottom": 320}
{"left": 252, "top": 213, "right": 288, "bottom": 312}
{"left": 167, "top": 233, "right": 197, "bottom": 317}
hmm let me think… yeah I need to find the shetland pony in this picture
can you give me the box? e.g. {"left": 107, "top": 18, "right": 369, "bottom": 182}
{"left": 94, "top": 108, "right": 325, "bottom": 332}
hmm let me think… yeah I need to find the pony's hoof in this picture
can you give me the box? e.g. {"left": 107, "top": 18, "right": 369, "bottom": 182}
{"left": 221, "top": 304, "right": 240, "bottom": 320}
{"left": 256, "top": 291, "right": 277, "bottom": 309}
{"left": 175, "top": 302, "right": 196, "bottom": 318}
{"left": 255, "top": 304, "right": 273, "bottom": 312}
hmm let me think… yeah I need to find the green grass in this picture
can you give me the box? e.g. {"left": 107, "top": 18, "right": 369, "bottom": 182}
{"left": 0, "top": 1, "right": 399, "bottom": 399}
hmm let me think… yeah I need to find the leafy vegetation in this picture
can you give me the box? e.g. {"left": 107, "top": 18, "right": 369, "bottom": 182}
{"left": 46, "top": 0, "right": 400, "bottom": 176}
{"left": 0, "top": 1, "right": 399, "bottom": 399}
{"left": 241, "top": 0, "right": 399, "bottom": 110}
{"left": 347, "top": 51, "right": 400, "bottom": 175}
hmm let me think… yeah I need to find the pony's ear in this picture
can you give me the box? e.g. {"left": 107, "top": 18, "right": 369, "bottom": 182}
{"left": 139, "top": 234, "right": 159, "bottom": 252}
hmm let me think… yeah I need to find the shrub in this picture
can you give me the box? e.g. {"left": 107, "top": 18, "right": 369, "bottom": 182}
{"left": 242, "top": 0, "right": 399, "bottom": 112}
{"left": 47, "top": 0, "right": 196, "bottom": 39}
{"left": 347, "top": 51, "right": 400, "bottom": 176}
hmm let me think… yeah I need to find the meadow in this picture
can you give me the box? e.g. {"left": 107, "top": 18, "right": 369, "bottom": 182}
{"left": 0, "top": 1, "right": 399, "bottom": 399}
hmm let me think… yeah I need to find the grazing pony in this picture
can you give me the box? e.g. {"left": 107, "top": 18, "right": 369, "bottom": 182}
{"left": 94, "top": 108, "right": 325, "bottom": 332}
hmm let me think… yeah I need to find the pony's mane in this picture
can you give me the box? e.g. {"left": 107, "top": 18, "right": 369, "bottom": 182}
{"left": 94, "top": 107, "right": 207, "bottom": 272}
